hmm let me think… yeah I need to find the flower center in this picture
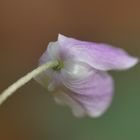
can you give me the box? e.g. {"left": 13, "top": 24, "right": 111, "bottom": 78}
{"left": 52, "top": 60, "right": 63, "bottom": 71}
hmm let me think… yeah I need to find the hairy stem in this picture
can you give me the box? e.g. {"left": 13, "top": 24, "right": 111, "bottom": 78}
{"left": 0, "top": 61, "right": 58, "bottom": 105}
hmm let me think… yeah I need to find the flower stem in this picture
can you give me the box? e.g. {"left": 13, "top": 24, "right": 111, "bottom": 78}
{"left": 0, "top": 61, "right": 58, "bottom": 106}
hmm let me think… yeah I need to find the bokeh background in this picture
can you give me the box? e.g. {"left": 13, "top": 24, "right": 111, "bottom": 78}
{"left": 0, "top": 0, "right": 140, "bottom": 140}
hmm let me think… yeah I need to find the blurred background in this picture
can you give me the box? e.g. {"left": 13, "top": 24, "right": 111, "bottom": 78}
{"left": 0, "top": 0, "right": 140, "bottom": 140}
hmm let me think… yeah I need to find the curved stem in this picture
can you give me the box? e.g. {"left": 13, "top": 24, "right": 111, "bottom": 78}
{"left": 0, "top": 61, "right": 58, "bottom": 105}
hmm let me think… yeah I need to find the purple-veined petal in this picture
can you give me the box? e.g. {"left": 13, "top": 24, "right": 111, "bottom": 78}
{"left": 58, "top": 34, "right": 138, "bottom": 71}
{"left": 54, "top": 90, "right": 85, "bottom": 117}
{"left": 61, "top": 70, "right": 114, "bottom": 117}
{"left": 62, "top": 60, "right": 95, "bottom": 80}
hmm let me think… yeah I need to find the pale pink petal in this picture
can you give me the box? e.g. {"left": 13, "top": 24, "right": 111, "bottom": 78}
{"left": 35, "top": 41, "right": 62, "bottom": 91}
{"left": 54, "top": 91, "right": 85, "bottom": 117}
{"left": 39, "top": 41, "right": 60, "bottom": 64}
{"left": 58, "top": 34, "right": 138, "bottom": 71}
{"left": 61, "top": 70, "right": 114, "bottom": 117}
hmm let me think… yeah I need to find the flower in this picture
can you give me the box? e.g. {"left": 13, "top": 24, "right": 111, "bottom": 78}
{"left": 35, "top": 34, "right": 138, "bottom": 117}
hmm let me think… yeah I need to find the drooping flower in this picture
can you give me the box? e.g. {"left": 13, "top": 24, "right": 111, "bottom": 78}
{"left": 35, "top": 34, "right": 138, "bottom": 117}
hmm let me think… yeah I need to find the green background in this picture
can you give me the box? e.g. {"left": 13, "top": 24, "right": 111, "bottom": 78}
{"left": 0, "top": 0, "right": 140, "bottom": 139}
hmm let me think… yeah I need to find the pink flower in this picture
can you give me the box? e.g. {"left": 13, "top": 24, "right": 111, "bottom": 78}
{"left": 35, "top": 34, "right": 138, "bottom": 117}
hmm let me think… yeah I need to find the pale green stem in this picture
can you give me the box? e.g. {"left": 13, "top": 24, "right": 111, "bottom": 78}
{"left": 0, "top": 61, "right": 58, "bottom": 106}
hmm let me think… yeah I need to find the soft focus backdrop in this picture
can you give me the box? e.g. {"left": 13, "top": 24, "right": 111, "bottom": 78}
{"left": 0, "top": 0, "right": 140, "bottom": 140}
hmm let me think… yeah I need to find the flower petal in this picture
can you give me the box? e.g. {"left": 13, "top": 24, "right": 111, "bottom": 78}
{"left": 61, "top": 70, "right": 114, "bottom": 117}
{"left": 58, "top": 34, "right": 138, "bottom": 71}
{"left": 63, "top": 60, "right": 95, "bottom": 80}
{"left": 35, "top": 41, "right": 62, "bottom": 91}
{"left": 39, "top": 41, "right": 60, "bottom": 64}
{"left": 34, "top": 71, "right": 50, "bottom": 90}
{"left": 54, "top": 91, "right": 86, "bottom": 117}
